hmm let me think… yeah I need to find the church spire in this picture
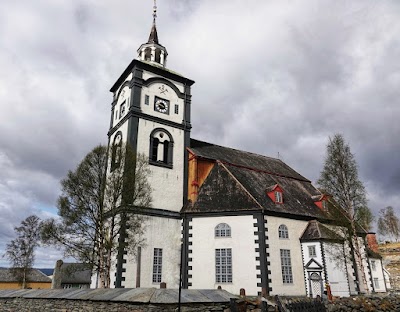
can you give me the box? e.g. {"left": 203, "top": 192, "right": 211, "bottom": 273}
{"left": 147, "top": 0, "right": 159, "bottom": 44}
{"left": 137, "top": 0, "right": 168, "bottom": 67}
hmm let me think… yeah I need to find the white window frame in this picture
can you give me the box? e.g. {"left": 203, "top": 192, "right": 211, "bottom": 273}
{"left": 371, "top": 260, "right": 376, "bottom": 271}
{"left": 152, "top": 248, "right": 163, "bottom": 283}
{"left": 275, "top": 191, "right": 283, "bottom": 203}
{"left": 308, "top": 245, "right": 317, "bottom": 258}
{"left": 215, "top": 248, "right": 232, "bottom": 283}
{"left": 278, "top": 224, "right": 289, "bottom": 239}
{"left": 280, "top": 249, "right": 293, "bottom": 284}
{"left": 373, "top": 277, "right": 380, "bottom": 289}
{"left": 215, "top": 223, "right": 231, "bottom": 237}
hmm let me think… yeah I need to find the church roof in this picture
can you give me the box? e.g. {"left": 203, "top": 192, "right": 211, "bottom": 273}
{"left": 300, "top": 220, "right": 344, "bottom": 241}
{"left": 189, "top": 139, "right": 309, "bottom": 182}
{"left": 185, "top": 139, "right": 332, "bottom": 220}
{"left": 0, "top": 268, "right": 52, "bottom": 283}
{"left": 58, "top": 263, "right": 92, "bottom": 284}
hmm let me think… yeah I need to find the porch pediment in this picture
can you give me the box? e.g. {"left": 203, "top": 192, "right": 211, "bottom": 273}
{"left": 305, "top": 258, "right": 323, "bottom": 269}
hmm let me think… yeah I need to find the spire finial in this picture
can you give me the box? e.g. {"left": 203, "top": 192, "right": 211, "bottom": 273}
{"left": 153, "top": 0, "right": 157, "bottom": 24}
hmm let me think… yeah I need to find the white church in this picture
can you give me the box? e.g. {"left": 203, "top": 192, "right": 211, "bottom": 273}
{"left": 105, "top": 5, "right": 387, "bottom": 297}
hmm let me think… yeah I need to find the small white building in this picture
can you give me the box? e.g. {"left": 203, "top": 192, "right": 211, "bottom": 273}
{"left": 368, "top": 250, "right": 387, "bottom": 293}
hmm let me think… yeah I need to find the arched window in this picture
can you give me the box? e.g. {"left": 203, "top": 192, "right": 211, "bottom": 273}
{"left": 149, "top": 128, "right": 174, "bottom": 168}
{"left": 278, "top": 224, "right": 289, "bottom": 239}
{"left": 215, "top": 223, "right": 231, "bottom": 237}
{"left": 111, "top": 132, "right": 123, "bottom": 171}
{"left": 151, "top": 137, "right": 159, "bottom": 162}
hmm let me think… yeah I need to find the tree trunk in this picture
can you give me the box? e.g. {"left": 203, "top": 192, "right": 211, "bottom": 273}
{"left": 22, "top": 269, "right": 26, "bottom": 289}
{"left": 351, "top": 221, "right": 369, "bottom": 294}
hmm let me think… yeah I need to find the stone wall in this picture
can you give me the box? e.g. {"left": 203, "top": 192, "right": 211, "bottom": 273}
{"left": 326, "top": 295, "right": 400, "bottom": 312}
{"left": 0, "top": 297, "right": 230, "bottom": 312}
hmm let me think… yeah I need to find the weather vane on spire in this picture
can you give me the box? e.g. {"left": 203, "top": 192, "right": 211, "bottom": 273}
{"left": 153, "top": 0, "right": 157, "bottom": 24}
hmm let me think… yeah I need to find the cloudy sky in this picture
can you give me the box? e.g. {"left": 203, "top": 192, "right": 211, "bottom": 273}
{"left": 1, "top": 0, "right": 399, "bottom": 267}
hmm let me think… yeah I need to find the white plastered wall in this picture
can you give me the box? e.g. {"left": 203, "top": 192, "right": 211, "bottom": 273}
{"left": 140, "top": 76, "right": 185, "bottom": 124}
{"left": 369, "top": 258, "right": 386, "bottom": 292}
{"left": 142, "top": 70, "right": 185, "bottom": 93}
{"left": 267, "top": 216, "right": 307, "bottom": 296}
{"left": 136, "top": 120, "right": 184, "bottom": 212}
{"left": 135, "top": 72, "right": 186, "bottom": 212}
{"left": 189, "top": 215, "right": 259, "bottom": 296}
{"left": 323, "top": 242, "right": 350, "bottom": 297}
{"left": 122, "top": 216, "right": 182, "bottom": 289}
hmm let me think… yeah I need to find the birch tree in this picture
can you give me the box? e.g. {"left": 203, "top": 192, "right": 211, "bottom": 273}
{"left": 41, "top": 144, "right": 152, "bottom": 287}
{"left": 378, "top": 206, "right": 400, "bottom": 241}
{"left": 4, "top": 215, "right": 41, "bottom": 289}
{"left": 317, "top": 134, "right": 371, "bottom": 293}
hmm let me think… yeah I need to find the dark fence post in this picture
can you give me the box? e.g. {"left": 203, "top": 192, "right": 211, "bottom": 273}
{"left": 230, "top": 298, "right": 238, "bottom": 312}
{"left": 261, "top": 300, "right": 268, "bottom": 312}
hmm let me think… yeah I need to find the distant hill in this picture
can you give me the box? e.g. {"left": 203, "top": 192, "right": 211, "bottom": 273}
{"left": 379, "top": 242, "right": 400, "bottom": 291}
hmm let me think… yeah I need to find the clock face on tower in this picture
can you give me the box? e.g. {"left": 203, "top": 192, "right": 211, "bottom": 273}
{"left": 154, "top": 96, "right": 170, "bottom": 114}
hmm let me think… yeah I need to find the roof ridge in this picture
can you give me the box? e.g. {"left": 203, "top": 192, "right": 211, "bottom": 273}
{"left": 220, "top": 161, "right": 310, "bottom": 182}
{"left": 218, "top": 161, "right": 264, "bottom": 210}
{"left": 191, "top": 138, "right": 283, "bottom": 162}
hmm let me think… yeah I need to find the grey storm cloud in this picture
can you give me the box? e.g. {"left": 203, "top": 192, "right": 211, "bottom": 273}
{"left": 1, "top": 0, "right": 400, "bottom": 267}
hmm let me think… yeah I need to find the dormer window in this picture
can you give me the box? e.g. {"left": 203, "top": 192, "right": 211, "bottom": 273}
{"left": 266, "top": 184, "right": 284, "bottom": 204}
{"left": 275, "top": 191, "right": 283, "bottom": 204}
{"left": 313, "top": 194, "right": 330, "bottom": 210}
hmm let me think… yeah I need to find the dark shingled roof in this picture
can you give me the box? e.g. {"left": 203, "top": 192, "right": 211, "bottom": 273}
{"left": 0, "top": 268, "right": 52, "bottom": 283}
{"left": 300, "top": 220, "right": 344, "bottom": 241}
{"left": 367, "top": 248, "right": 382, "bottom": 259}
{"left": 189, "top": 139, "right": 309, "bottom": 181}
{"left": 60, "top": 263, "right": 91, "bottom": 284}
{"left": 185, "top": 139, "right": 331, "bottom": 220}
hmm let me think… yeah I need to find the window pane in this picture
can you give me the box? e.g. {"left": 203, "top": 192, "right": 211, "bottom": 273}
{"left": 215, "top": 223, "right": 231, "bottom": 237}
{"left": 152, "top": 248, "right": 163, "bottom": 283}
{"left": 278, "top": 225, "right": 289, "bottom": 239}
{"left": 308, "top": 245, "right": 316, "bottom": 257}
{"left": 280, "top": 249, "right": 293, "bottom": 284}
{"left": 215, "top": 248, "right": 232, "bottom": 283}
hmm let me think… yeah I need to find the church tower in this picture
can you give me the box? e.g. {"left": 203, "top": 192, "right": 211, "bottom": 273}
{"left": 107, "top": 2, "right": 194, "bottom": 288}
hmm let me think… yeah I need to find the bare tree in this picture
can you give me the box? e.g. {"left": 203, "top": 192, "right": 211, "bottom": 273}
{"left": 4, "top": 215, "right": 41, "bottom": 289}
{"left": 41, "top": 144, "right": 152, "bottom": 288}
{"left": 378, "top": 206, "right": 400, "bottom": 242}
{"left": 317, "top": 134, "right": 371, "bottom": 293}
